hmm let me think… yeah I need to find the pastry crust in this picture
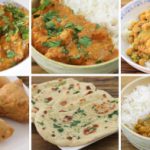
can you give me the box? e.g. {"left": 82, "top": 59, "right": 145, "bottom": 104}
{"left": 0, "top": 119, "right": 14, "bottom": 141}
{"left": 0, "top": 80, "right": 29, "bottom": 123}
{"left": 0, "top": 77, "right": 10, "bottom": 88}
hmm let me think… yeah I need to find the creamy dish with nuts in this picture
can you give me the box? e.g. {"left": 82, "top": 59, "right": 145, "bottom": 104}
{"left": 32, "top": 0, "right": 118, "bottom": 65}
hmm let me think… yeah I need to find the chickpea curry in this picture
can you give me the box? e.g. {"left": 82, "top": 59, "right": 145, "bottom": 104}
{"left": 135, "top": 115, "right": 150, "bottom": 137}
{"left": 32, "top": 0, "right": 118, "bottom": 65}
{"left": 0, "top": 3, "right": 29, "bottom": 71}
{"left": 126, "top": 10, "right": 150, "bottom": 66}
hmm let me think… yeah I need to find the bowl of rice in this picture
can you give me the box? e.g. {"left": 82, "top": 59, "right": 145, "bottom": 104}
{"left": 32, "top": 0, "right": 118, "bottom": 74}
{"left": 122, "top": 77, "right": 150, "bottom": 150}
{"left": 121, "top": 0, "right": 150, "bottom": 73}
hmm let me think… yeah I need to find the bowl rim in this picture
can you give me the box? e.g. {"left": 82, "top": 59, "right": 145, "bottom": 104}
{"left": 0, "top": 1, "right": 29, "bottom": 73}
{"left": 32, "top": 46, "right": 118, "bottom": 69}
{"left": 121, "top": 0, "right": 150, "bottom": 73}
{"left": 121, "top": 76, "right": 150, "bottom": 141}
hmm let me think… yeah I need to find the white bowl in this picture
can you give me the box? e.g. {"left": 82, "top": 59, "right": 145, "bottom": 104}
{"left": 122, "top": 77, "right": 150, "bottom": 150}
{"left": 121, "top": 0, "right": 150, "bottom": 73}
{"left": 32, "top": 0, "right": 118, "bottom": 74}
{"left": 0, "top": 0, "right": 30, "bottom": 75}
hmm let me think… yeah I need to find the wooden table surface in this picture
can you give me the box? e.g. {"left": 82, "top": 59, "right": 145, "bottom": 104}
{"left": 19, "top": 76, "right": 29, "bottom": 87}
{"left": 121, "top": 76, "right": 140, "bottom": 150}
{"left": 32, "top": 77, "right": 118, "bottom": 150}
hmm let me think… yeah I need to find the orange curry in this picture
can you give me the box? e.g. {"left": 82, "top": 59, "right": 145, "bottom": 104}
{"left": 0, "top": 4, "right": 29, "bottom": 71}
{"left": 32, "top": 0, "right": 118, "bottom": 65}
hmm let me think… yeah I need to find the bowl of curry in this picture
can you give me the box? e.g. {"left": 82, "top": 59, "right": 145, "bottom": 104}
{"left": 32, "top": 0, "right": 118, "bottom": 73}
{"left": 122, "top": 77, "right": 150, "bottom": 150}
{"left": 121, "top": 0, "right": 150, "bottom": 73}
{"left": 0, "top": 1, "right": 29, "bottom": 72}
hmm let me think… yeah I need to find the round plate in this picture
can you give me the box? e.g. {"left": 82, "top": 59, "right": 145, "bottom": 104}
{"left": 0, "top": 76, "right": 29, "bottom": 150}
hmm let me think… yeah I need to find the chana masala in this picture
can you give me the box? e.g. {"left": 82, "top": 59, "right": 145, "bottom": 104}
{"left": 135, "top": 115, "right": 150, "bottom": 137}
{"left": 0, "top": 3, "right": 29, "bottom": 71}
{"left": 32, "top": 0, "right": 118, "bottom": 66}
{"left": 126, "top": 10, "right": 150, "bottom": 66}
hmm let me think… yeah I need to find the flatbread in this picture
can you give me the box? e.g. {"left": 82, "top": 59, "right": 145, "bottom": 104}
{"left": 0, "top": 80, "right": 29, "bottom": 123}
{"left": 32, "top": 78, "right": 96, "bottom": 122}
{"left": 0, "top": 119, "right": 14, "bottom": 141}
{"left": 34, "top": 90, "right": 118, "bottom": 147}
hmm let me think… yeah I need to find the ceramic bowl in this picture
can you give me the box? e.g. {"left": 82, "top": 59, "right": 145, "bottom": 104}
{"left": 122, "top": 77, "right": 150, "bottom": 150}
{"left": 32, "top": 0, "right": 118, "bottom": 74}
{"left": 121, "top": 0, "right": 150, "bottom": 73}
{"left": 0, "top": 0, "right": 30, "bottom": 75}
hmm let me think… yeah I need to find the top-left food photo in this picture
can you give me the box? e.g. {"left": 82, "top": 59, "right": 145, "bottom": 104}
{"left": 0, "top": 0, "right": 29, "bottom": 75}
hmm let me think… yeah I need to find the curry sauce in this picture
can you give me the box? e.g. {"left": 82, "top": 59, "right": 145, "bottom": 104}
{"left": 0, "top": 3, "right": 29, "bottom": 71}
{"left": 32, "top": 0, "right": 118, "bottom": 65}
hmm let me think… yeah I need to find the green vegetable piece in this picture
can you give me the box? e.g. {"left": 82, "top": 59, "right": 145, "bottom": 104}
{"left": 61, "top": 47, "right": 69, "bottom": 55}
{"left": 42, "top": 41, "right": 61, "bottom": 48}
{"left": 0, "top": 9, "right": 4, "bottom": 16}
{"left": 96, "top": 24, "right": 101, "bottom": 29}
{"left": 6, "top": 50, "right": 16, "bottom": 58}
{"left": 108, "top": 110, "right": 118, "bottom": 118}
{"left": 45, "top": 21, "right": 55, "bottom": 29}
{"left": 43, "top": 11, "right": 58, "bottom": 22}
{"left": 79, "top": 36, "right": 92, "bottom": 47}
{"left": 75, "top": 25, "right": 83, "bottom": 31}
{"left": 32, "top": 0, "right": 51, "bottom": 14}
{"left": 65, "top": 22, "right": 74, "bottom": 28}
{"left": 70, "top": 120, "right": 81, "bottom": 127}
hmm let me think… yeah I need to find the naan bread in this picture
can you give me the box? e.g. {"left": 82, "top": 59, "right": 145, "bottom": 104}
{"left": 32, "top": 78, "right": 96, "bottom": 122}
{"left": 0, "top": 119, "right": 14, "bottom": 141}
{"left": 34, "top": 90, "right": 118, "bottom": 147}
{"left": 0, "top": 80, "right": 29, "bottom": 123}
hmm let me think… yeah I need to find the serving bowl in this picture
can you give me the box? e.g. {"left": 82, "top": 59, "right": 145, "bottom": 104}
{"left": 122, "top": 77, "right": 150, "bottom": 150}
{"left": 0, "top": 0, "right": 30, "bottom": 75}
{"left": 121, "top": 0, "right": 150, "bottom": 74}
{"left": 32, "top": 0, "right": 118, "bottom": 74}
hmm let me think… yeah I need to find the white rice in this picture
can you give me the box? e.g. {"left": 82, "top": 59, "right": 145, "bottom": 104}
{"left": 122, "top": 84, "right": 150, "bottom": 129}
{"left": 63, "top": 0, "right": 118, "bottom": 48}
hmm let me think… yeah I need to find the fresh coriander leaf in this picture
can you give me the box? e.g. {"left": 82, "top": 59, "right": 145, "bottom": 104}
{"left": 6, "top": 50, "right": 16, "bottom": 58}
{"left": 61, "top": 47, "right": 69, "bottom": 55}
{"left": 79, "top": 36, "right": 92, "bottom": 47}
{"left": 42, "top": 41, "right": 61, "bottom": 48}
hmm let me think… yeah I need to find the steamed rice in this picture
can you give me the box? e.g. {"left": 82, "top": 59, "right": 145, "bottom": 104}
{"left": 122, "top": 84, "right": 150, "bottom": 129}
{"left": 63, "top": 0, "right": 118, "bottom": 47}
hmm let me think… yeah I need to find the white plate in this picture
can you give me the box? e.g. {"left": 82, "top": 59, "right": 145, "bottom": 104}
{"left": 0, "top": 76, "right": 29, "bottom": 150}
{"left": 121, "top": 0, "right": 150, "bottom": 73}
{"left": 0, "top": 0, "right": 30, "bottom": 75}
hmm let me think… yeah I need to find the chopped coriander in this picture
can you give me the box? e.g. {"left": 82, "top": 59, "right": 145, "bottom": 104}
{"left": 43, "top": 11, "right": 58, "bottom": 22}
{"left": 70, "top": 120, "right": 81, "bottom": 127}
{"left": 75, "top": 25, "right": 83, "bottom": 31}
{"left": 65, "top": 22, "right": 74, "bottom": 28}
{"left": 42, "top": 41, "right": 61, "bottom": 48}
{"left": 96, "top": 24, "right": 101, "bottom": 29}
{"left": 32, "top": 0, "right": 51, "bottom": 14}
{"left": 53, "top": 123, "right": 64, "bottom": 133}
{"left": 108, "top": 110, "right": 118, "bottom": 118}
{"left": 37, "top": 121, "right": 44, "bottom": 126}
{"left": 6, "top": 50, "right": 16, "bottom": 58}
{"left": 45, "top": 21, "right": 55, "bottom": 29}
{"left": 61, "top": 47, "right": 69, "bottom": 55}
{"left": 79, "top": 36, "right": 92, "bottom": 48}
